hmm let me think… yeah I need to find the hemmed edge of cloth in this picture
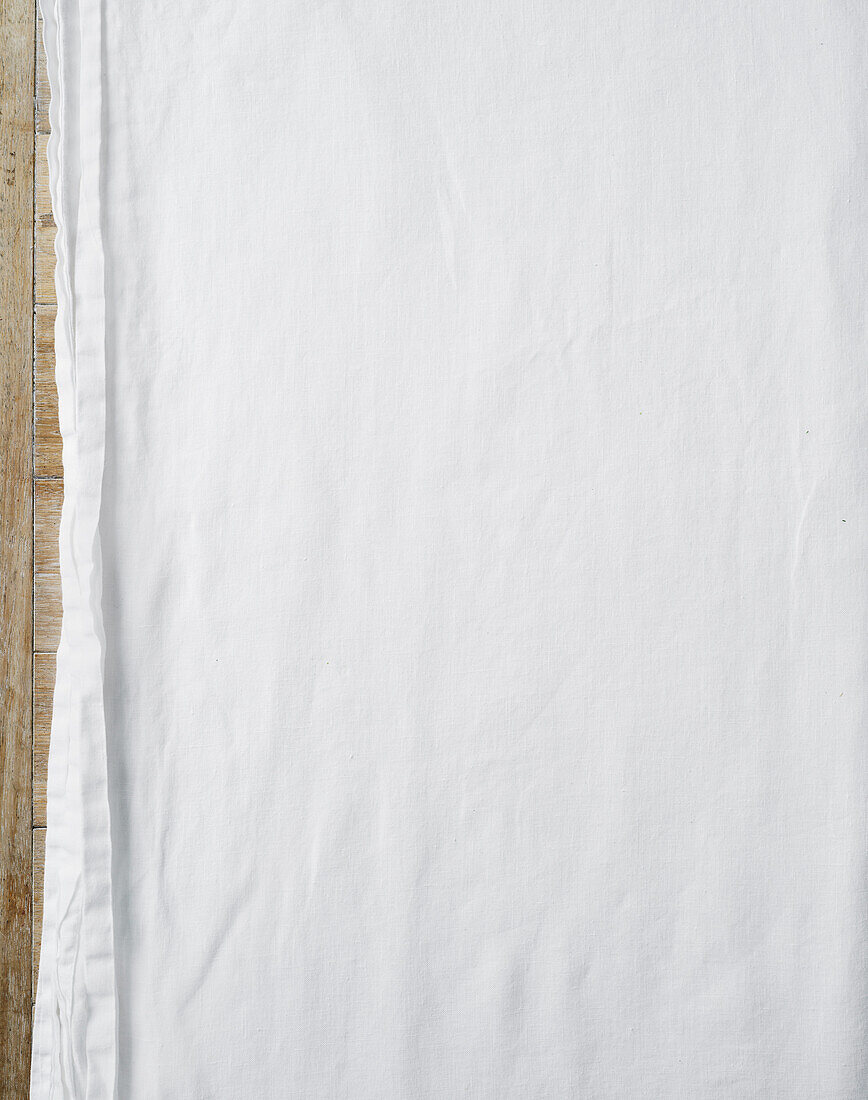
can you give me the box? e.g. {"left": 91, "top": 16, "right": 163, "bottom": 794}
{"left": 31, "top": 0, "right": 117, "bottom": 1097}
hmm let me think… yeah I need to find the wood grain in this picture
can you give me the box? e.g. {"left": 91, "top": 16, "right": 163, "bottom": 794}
{"left": 35, "top": 11, "right": 48, "bottom": 136}
{"left": 0, "top": 0, "right": 35, "bottom": 1091}
{"left": 34, "top": 479, "right": 61, "bottom": 576}
{"left": 32, "top": 656, "right": 54, "bottom": 830}
{"left": 34, "top": 132, "right": 51, "bottom": 232}
{"left": 33, "top": 127, "right": 54, "bottom": 315}
{"left": 33, "top": 210, "right": 54, "bottom": 308}
{"left": 31, "top": 17, "right": 59, "bottom": 1078}
{"left": 33, "top": 572, "right": 60, "bottom": 656}
{"left": 34, "top": 303, "right": 61, "bottom": 478}
{"left": 31, "top": 830, "right": 44, "bottom": 1003}
{"left": 33, "top": 115, "right": 54, "bottom": 315}
{"left": 32, "top": 479, "right": 60, "bottom": 833}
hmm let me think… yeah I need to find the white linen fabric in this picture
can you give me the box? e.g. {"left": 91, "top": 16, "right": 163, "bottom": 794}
{"left": 32, "top": 2, "right": 868, "bottom": 1096}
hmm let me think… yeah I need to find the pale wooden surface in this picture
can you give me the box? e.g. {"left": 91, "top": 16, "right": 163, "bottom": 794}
{"left": 1, "top": 3, "right": 57, "bottom": 1091}
{"left": 31, "top": 4, "right": 58, "bottom": 1084}
{"left": 34, "top": 304, "right": 60, "bottom": 478}
{"left": 0, "top": 0, "right": 35, "bottom": 1093}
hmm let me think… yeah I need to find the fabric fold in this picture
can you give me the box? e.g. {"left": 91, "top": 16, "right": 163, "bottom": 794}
{"left": 32, "top": 0, "right": 117, "bottom": 1096}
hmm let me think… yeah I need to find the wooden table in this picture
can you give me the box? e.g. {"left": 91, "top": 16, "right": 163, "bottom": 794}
{"left": 1, "top": 3, "right": 60, "bottom": 1093}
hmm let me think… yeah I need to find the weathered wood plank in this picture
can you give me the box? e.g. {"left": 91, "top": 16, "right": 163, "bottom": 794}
{"left": 34, "top": 571, "right": 61, "bottom": 655}
{"left": 34, "top": 131, "right": 52, "bottom": 232}
{"left": 33, "top": 654, "right": 54, "bottom": 830}
{"left": 34, "top": 478, "right": 61, "bottom": 576}
{"left": 31, "top": 829, "right": 45, "bottom": 1002}
{"left": 34, "top": 303, "right": 61, "bottom": 478}
{"left": 33, "top": 220, "right": 55, "bottom": 307}
{"left": 0, "top": 0, "right": 35, "bottom": 1090}
{"left": 35, "top": 11, "right": 48, "bottom": 135}
{"left": 33, "top": 129, "right": 55, "bottom": 307}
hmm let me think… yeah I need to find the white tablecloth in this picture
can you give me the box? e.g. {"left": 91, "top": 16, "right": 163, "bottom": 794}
{"left": 33, "top": 2, "right": 868, "bottom": 1096}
